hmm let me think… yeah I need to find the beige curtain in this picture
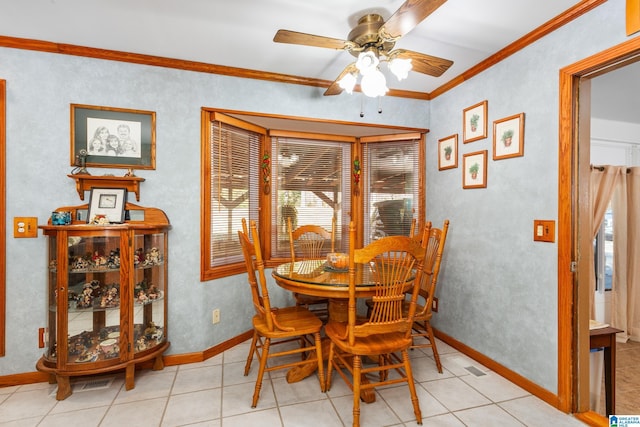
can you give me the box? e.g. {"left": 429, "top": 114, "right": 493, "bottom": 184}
{"left": 589, "top": 166, "right": 624, "bottom": 317}
{"left": 610, "top": 167, "right": 640, "bottom": 342}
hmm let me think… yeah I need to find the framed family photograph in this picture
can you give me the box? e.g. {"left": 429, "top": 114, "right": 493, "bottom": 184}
{"left": 87, "top": 188, "right": 127, "bottom": 223}
{"left": 462, "top": 150, "right": 488, "bottom": 189}
{"left": 463, "top": 100, "right": 488, "bottom": 143}
{"left": 438, "top": 134, "right": 458, "bottom": 170}
{"left": 493, "top": 113, "right": 525, "bottom": 160}
{"left": 71, "top": 104, "right": 156, "bottom": 170}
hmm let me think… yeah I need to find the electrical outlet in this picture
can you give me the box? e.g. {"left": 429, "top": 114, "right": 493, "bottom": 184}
{"left": 432, "top": 297, "right": 439, "bottom": 313}
{"left": 212, "top": 309, "right": 220, "bottom": 324}
{"left": 14, "top": 217, "right": 38, "bottom": 238}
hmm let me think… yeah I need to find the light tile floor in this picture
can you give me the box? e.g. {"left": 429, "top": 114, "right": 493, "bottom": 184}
{"left": 0, "top": 338, "right": 587, "bottom": 426}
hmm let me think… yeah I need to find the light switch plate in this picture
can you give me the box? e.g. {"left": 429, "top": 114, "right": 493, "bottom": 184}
{"left": 14, "top": 217, "right": 38, "bottom": 238}
{"left": 533, "top": 219, "right": 555, "bottom": 243}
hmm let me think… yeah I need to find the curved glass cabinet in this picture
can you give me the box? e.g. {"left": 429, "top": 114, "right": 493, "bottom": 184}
{"left": 37, "top": 203, "right": 170, "bottom": 400}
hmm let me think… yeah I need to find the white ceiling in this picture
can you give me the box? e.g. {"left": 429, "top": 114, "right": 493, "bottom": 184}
{"left": 0, "top": 0, "right": 582, "bottom": 95}
{"left": 2, "top": 0, "right": 636, "bottom": 126}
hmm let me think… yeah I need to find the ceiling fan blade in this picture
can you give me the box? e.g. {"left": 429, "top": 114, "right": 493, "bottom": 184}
{"left": 390, "top": 49, "right": 452, "bottom": 77}
{"left": 274, "top": 29, "right": 354, "bottom": 50}
{"left": 324, "top": 63, "right": 357, "bottom": 96}
{"left": 380, "top": 0, "right": 447, "bottom": 41}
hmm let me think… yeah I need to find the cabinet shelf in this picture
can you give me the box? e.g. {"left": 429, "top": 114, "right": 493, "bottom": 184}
{"left": 68, "top": 174, "right": 145, "bottom": 201}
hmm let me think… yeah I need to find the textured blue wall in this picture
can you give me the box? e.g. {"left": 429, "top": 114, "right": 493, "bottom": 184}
{"left": 427, "top": 0, "right": 629, "bottom": 393}
{"left": 0, "top": 47, "right": 427, "bottom": 375}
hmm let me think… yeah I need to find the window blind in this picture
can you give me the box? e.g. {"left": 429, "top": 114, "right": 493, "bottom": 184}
{"left": 363, "top": 138, "right": 420, "bottom": 244}
{"left": 209, "top": 120, "right": 260, "bottom": 267}
{"left": 271, "top": 137, "right": 351, "bottom": 258}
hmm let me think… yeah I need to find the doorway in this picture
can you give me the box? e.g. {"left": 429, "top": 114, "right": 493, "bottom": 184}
{"left": 558, "top": 36, "right": 640, "bottom": 422}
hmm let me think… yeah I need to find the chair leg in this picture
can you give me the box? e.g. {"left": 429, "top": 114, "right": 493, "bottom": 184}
{"left": 251, "top": 337, "right": 270, "bottom": 408}
{"left": 402, "top": 349, "right": 423, "bottom": 425}
{"left": 325, "top": 342, "right": 335, "bottom": 391}
{"left": 314, "top": 332, "right": 326, "bottom": 392}
{"left": 426, "top": 321, "right": 442, "bottom": 373}
{"left": 352, "top": 355, "right": 362, "bottom": 427}
{"left": 244, "top": 330, "right": 259, "bottom": 376}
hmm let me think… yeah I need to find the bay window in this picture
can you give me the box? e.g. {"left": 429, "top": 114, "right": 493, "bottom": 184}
{"left": 202, "top": 109, "right": 425, "bottom": 280}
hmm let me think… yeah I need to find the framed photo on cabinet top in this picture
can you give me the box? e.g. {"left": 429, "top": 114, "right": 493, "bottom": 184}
{"left": 462, "top": 100, "right": 488, "bottom": 143}
{"left": 87, "top": 188, "right": 127, "bottom": 223}
{"left": 438, "top": 134, "right": 458, "bottom": 170}
{"left": 493, "top": 113, "right": 525, "bottom": 160}
{"left": 462, "top": 150, "right": 488, "bottom": 189}
{"left": 71, "top": 104, "right": 156, "bottom": 170}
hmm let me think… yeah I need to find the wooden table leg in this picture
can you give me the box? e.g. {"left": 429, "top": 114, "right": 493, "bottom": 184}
{"left": 603, "top": 337, "right": 615, "bottom": 416}
{"left": 286, "top": 339, "right": 330, "bottom": 383}
{"left": 329, "top": 299, "right": 348, "bottom": 323}
{"left": 589, "top": 327, "right": 622, "bottom": 416}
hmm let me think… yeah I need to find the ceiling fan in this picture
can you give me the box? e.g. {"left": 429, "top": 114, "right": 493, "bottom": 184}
{"left": 273, "top": 0, "right": 453, "bottom": 97}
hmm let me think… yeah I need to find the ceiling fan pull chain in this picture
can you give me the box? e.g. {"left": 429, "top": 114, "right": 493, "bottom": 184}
{"left": 378, "top": 96, "right": 383, "bottom": 114}
{"left": 360, "top": 93, "right": 365, "bottom": 118}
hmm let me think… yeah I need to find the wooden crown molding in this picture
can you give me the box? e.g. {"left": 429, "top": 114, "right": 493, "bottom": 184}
{"left": 0, "top": 0, "right": 607, "bottom": 103}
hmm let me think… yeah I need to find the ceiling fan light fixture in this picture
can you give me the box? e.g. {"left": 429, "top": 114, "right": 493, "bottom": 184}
{"left": 356, "top": 50, "right": 379, "bottom": 74}
{"left": 337, "top": 72, "right": 357, "bottom": 94}
{"left": 389, "top": 57, "right": 412, "bottom": 81}
{"left": 360, "top": 68, "right": 388, "bottom": 98}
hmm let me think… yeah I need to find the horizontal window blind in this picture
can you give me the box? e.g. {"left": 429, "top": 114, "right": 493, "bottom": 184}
{"left": 363, "top": 138, "right": 419, "bottom": 244}
{"left": 209, "top": 120, "right": 260, "bottom": 267}
{"left": 271, "top": 137, "right": 351, "bottom": 258}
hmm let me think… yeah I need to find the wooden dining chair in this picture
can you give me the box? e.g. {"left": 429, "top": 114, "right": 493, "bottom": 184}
{"left": 325, "top": 221, "right": 428, "bottom": 427}
{"left": 238, "top": 218, "right": 325, "bottom": 408}
{"left": 405, "top": 219, "right": 449, "bottom": 373}
{"left": 287, "top": 216, "right": 335, "bottom": 320}
{"left": 364, "top": 218, "right": 424, "bottom": 316}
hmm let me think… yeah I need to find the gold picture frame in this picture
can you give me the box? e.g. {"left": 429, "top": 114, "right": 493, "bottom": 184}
{"left": 438, "top": 134, "right": 458, "bottom": 170}
{"left": 462, "top": 150, "right": 488, "bottom": 189}
{"left": 463, "top": 100, "right": 488, "bottom": 143}
{"left": 493, "top": 113, "right": 525, "bottom": 160}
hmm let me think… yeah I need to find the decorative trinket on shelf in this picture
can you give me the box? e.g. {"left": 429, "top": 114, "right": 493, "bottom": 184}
{"left": 89, "top": 214, "right": 110, "bottom": 225}
{"left": 71, "top": 149, "right": 90, "bottom": 176}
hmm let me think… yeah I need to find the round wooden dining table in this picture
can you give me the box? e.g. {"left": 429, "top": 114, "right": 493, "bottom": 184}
{"left": 272, "top": 259, "right": 381, "bottom": 323}
{"left": 272, "top": 258, "right": 416, "bottom": 402}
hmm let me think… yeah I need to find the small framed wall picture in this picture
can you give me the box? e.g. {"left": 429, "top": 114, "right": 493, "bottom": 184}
{"left": 493, "top": 113, "right": 525, "bottom": 160}
{"left": 87, "top": 188, "right": 127, "bottom": 223}
{"left": 438, "top": 134, "right": 458, "bottom": 170}
{"left": 462, "top": 150, "right": 488, "bottom": 189}
{"left": 462, "top": 100, "right": 488, "bottom": 143}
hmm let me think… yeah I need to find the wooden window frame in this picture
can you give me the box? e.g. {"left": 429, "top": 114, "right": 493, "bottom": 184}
{"left": 201, "top": 109, "right": 426, "bottom": 280}
{"left": 201, "top": 110, "right": 266, "bottom": 280}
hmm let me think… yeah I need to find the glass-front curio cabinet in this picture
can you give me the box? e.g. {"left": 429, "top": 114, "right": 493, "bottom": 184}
{"left": 37, "top": 203, "right": 170, "bottom": 400}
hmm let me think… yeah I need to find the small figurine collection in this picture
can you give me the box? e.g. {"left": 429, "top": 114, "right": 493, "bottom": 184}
{"left": 68, "top": 278, "right": 164, "bottom": 309}
{"left": 134, "top": 246, "right": 163, "bottom": 266}
{"left": 70, "top": 280, "right": 121, "bottom": 309}
{"left": 50, "top": 238, "right": 166, "bottom": 363}
{"left": 134, "top": 279, "right": 163, "bottom": 304}
{"left": 58, "top": 246, "right": 163, "bottom": 272}
{"left": 66, "top": 321, "right": 164, "bottom": 363}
